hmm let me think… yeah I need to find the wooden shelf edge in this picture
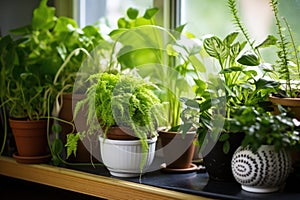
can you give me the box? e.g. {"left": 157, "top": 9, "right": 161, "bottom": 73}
{"left": 0, "top": 156, "right": 210, "bottom": 200}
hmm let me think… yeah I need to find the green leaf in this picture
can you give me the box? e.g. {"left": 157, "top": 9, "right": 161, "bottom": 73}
{"left": 189, "top": 55, "right": 206, "bottom": 72}
{"left": 127, "top": 7, "right": 139, "bottom": 19}
{"left": 219, "top": 133, "right": 230, "bottom": 141}
{"left": 53, "top": 17, "right": 78, "bottom": 33}
{"left": 143, "top": 7, "right": 159, "bottom": 19}
{"left": 117, "top": 18, "right": 129, "bottom": 28}
{"left": 219, "top": 66, "right": 243, "bottom": 74}
{"left": 32, "top": 0, "right": 56, "bottom": 30}
{"left": 223, "top": 32, "right": 239, "bottom": 46}
{"left": 203, "top": 36, "right": 228, "bottom": 61}
{"left": 52, "top": 124, "right": 62, "bottom": 134}
{"left": 51, "top": 138, "right": 63, "bottom": 155}
{"left": 223, "top": 140, "right": 230, "bottom": 154}
{"left": 255, "top": 78, "right": 280, "bottom": 90}
{"left": 65, "top": 133, "right": 80, "bottom": 158}
{"left": 237, "top": 52, "right": 260, "bottom": 66}
{"left": 256, "top": 35, "right": 277, "bottom": 48}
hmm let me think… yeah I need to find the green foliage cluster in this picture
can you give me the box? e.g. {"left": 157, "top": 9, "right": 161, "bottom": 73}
{"left": 233, "top": 106, "right": 300, "bottom": 153}
{"left": 201, "top": 31, "right": 280, "bottom": 153}
{"left": 0, "top": 0, "right": 103, "bottom": 120}
{"left": 76, "top": 72, "right": 163, "bottom": 140}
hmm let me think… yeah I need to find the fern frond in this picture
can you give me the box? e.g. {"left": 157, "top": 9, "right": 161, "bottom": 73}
{"left": 227, "top": 0, "right": 260, "bottom": 58}
{"left": 270, "top": 0, "right": 292, "bottom": 96}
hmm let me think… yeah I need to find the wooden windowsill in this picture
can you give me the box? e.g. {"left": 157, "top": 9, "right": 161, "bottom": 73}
{"left": 0, "top": 156, "right": 210, "bottom": 200}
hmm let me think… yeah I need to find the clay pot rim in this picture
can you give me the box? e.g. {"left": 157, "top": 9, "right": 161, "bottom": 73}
{"left": 269, "top": 95, "right": 300, "bottom": 107}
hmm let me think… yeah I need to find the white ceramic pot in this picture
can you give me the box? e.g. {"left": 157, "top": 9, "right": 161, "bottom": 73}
{"left": 231, "top": 145, "right": 291, "bottom": 193}
{"left": 99, "top": 136, "right": 157, "bottom": 177}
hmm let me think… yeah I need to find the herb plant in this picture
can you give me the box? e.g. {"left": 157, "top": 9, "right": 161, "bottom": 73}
{"left": 233, "top": 106, "right": 300, "bottom": 153}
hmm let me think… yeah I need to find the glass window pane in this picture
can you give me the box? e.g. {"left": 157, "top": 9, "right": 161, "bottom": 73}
{"left": 180, "top": 0, "right": 300, "bottom": 63}
{"left": 77, "top": 0, "right": 153, "bottom": 29}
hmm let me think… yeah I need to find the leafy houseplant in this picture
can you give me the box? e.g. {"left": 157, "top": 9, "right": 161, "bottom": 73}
{"left": 69, "top": 71, "right": 163, "bottom": 177}
{"left": 264, "top": 0, "right": 300, "bottom": 120}
{"left": 228, "top": 0, "right": 300, "bottom": 119}
{"left": 200, "top": 31, "right": 280, "bottom": 181}
{"left": 198, "top": 0, "right": 282, "bottom": 181}
{"left": 0, "top": 0, "right": 103, "bottom": 163}
{"left": 231, "top": 106, "right": 300, "bottom": 193}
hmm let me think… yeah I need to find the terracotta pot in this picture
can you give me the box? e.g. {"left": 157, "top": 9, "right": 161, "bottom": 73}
{"left": 203, "top": 132, "right": 244, "bottom": 182}
{"left": 59, "top": 93, "right": 87, "bottom": 143}
{"left": 59, "top": 93, "right": 99, "bottom": 162}
{"left": 269, "top": 96, "right": 300, "bottom": 120}
{"left": 158, "top": 130, "right": 196, "bottom": 169}
{"left": 9, "top": 119, "right": 50, "bottom": 157}
{"left": 269, "top": 95, "right": 300, "bottom": 173}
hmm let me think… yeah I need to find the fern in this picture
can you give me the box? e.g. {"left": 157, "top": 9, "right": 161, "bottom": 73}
{"left": 270, "top": 0, "right": 293, "bottom": 97}
{"left": 227, "top": 0, "right": 261, "bottom": 59}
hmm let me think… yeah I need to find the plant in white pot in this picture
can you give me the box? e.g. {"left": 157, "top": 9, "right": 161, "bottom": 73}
{"left": 71, "top": 71, "right": 164, "bottom": 177}
{"left": 231, "top": 106, "right": 300, "bottom": 193}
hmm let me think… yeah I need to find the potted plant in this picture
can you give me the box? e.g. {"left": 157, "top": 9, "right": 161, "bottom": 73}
{"left": 0, "top": 0, "right": 63, "bottom": 163}
{"left": 196, "top": 0, "right": 285, "bottom": 182}
{"left": 228, "top": 0, "right": 300, "bottom": 175}
{"left": 68, "top": 71, "right": 163, "bottom": 177}
{"left": 59, "top": 7, "right": 162, "bottom": 164}
{"left": 263, "top": 0, "right": 300, "bottom": 120}
{"left": 231, "top": 106, "right": 300, "bottom": 193}
{"left": 104, "top": 8, "right": 206, "bottom": 172}
{"left": 0, "top": 0, "right": 96, "bottom": 164}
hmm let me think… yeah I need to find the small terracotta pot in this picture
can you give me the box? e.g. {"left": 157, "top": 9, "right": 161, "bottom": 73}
{"left": 269, "top": 95, "right": 300, "bottom": 172}
{"left": 269, "top": 96, "right": 300, "bottom": 120}
{"left": 9, "top": 119, "right": 50, "bottom": 157}
{"left": 158, "top": 130, "right": 196, "bottom": 169}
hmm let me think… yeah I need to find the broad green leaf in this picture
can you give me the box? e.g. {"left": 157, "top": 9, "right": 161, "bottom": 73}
{"left": 109, "top": 28, "right": 127, "bottom": 38}
{"left": 237, "top": 52, "right": 260, "bottom": 66}
{"left": 255, "top": 78, "right": 280, "bottom": 90}
{"left": 134, "top": 17, "right": 152, "bottom": 26}
{"left": 223, "top": 32, "right": 239, "bottom": 46}
{"left": 242, "top": 70, "right": 257, "bottom": 77}
{"left": 256, "top": 35, "right": 277, "bottom": 48}
{"left": 143, "top": 7, "right": 159, "bottom": 19}
{"left": 32, "top": 0, "right": 56, "bottom": 30}
{"left": 117, "top": 18, "right": 129, "bottom": 28}
{"left": 54, "top": 17, "right": 78, "bottom": 33}
{"left": 203, "top": 36, "right": 228, "bottom": 61}
{"left": 52, "top": 124, "right": 62, "bottom": 134}
{"left": 51, "top": 138, "right": 63, "bottom": 154}
{"left": 127, "top": 7, "right": 139, "bottom": 19}
{"left": 175, "top": 24, "right": 186, "bottom": 34}
{"left": 219, "top": 66, "right": 243, "bottom": 74}
{"left": 189, "top": 54, "right": 206, "bottom": 72}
